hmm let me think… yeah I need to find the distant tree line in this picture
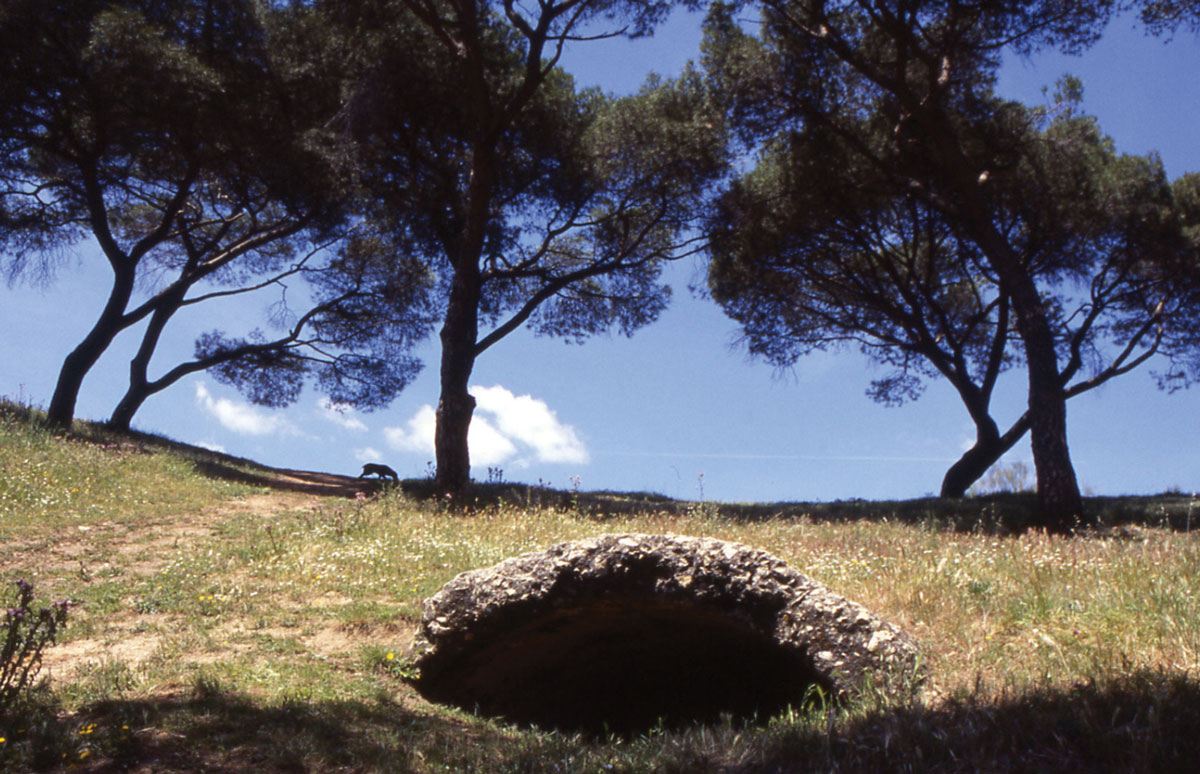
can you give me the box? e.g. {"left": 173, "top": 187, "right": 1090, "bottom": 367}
{"left": 1, "top": 0, "right": 1196, "bottom": 531}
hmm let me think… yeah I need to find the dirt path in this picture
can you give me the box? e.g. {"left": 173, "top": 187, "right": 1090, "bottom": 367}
{"left": 39, "top": 467, "right": 411, "bottom": 687}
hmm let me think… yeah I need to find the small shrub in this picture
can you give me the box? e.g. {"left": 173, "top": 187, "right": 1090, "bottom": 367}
{"left": 970, "top": 460, "right": 1034, "bottom": 495}
{"left": 0, "top": 579, "right": 71, "bottom": 715}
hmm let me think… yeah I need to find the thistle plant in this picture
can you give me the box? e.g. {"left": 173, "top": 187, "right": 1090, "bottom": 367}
{"left": 1, "top": 579, "right": 71, "bottom": 715}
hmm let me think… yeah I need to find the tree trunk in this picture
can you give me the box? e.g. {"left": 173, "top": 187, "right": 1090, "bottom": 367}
{"left": 950, "top": 177, "right": 1088, "bottom": 531}
{"left": 109, "top": 352, "right": 157, "bottom": 433}
{"left": 111, "top": 358, "right": 228, "bottom": 432}
{"left": 433, "top": 103, "right": 497, "bottom": 496}
{"left": 108, "top": 388, "right": 148, "bottom": 433}
{"left": 1022, "top": 328, "right": 1086, "bottom": 531}
{"left": 435, "top": 382, "right": 476, "bottom": 496}
{"left": 999, "top": 271, "right": 1087, "bottom": 531}
{"left": 940, "top": 418, "right": 1030, "bottom": 497}
{"left": 942, "top": 438, "right": 1005, "bottom": 498}
{"left": 47, "top": 343, "right": 104, "bottom": 430}
{"left": 108, "top": 291, "right": 185, "bottom": 432}
{"left": 434, "top": 262, "right": 482, "bottom": 497}
{"left": 46, "top": 269, "right": 137, "bottom": 430}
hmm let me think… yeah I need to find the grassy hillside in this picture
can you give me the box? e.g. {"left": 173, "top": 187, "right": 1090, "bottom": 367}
{"left": 1, "top": 400, "right": 1198, "bottom": 772}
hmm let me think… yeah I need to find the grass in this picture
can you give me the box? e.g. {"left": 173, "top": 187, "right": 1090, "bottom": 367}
{"left": 1, "top": 399, "right": 1199, "bottom": 771}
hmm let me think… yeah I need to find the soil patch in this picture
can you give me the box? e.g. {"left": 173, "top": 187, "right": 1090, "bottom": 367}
{"left": 36, "top": 471, "right": 409, "bottom": 685}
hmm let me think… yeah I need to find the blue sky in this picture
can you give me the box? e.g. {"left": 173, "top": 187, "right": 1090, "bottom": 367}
{"left": 2, "top": 9, "right": 1198, "bottom": 503}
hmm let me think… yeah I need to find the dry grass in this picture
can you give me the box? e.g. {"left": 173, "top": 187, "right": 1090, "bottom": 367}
{"left": 1, "top": 401, "right": 1198, "bottom": 772}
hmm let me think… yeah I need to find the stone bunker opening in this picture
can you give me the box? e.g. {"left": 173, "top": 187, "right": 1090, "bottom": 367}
{"left": 418, "top": 595, "right": 828, "bottom": 735}
{"left": 409, "top": 534, "right": 921, "bottom": 736}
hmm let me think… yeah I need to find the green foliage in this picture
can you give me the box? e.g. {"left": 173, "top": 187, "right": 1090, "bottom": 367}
{"left": 0, "top": 1, "right": 434, "bottom": 430}
{"left": 1138, "top": 0, "right": 1200, "bottom": 35}
{"left": 333, "top": 0, "right": 729, "bottom": 491}
{"left": 349, "top": 4, "right": 728, "bottom": 345}
{"left": 702, "top": 1, "right": 1200, "bottom": 512}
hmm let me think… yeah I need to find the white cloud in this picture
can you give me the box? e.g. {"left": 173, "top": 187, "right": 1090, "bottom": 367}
{"left": 318, "top": 397, "right": 368, "bottom": 432}
{"left": 195, "top": 440, "right": 227, "bottom": 454}
{"left": 472, "top": 385, "right": 590, "bottom": 464}
{"left": 194, "top": 382, "right": 299, "bottom": 436}
{"left": 381, "top": 385, "right": 588, "bottom": 470}
{"left": 383, "top": 404, "right": 437, "bottom": 455}
{"left": 355, "top": 446, "right": 384, "bottom": 463}
{"left": 466, "top": 414, "right": 519, "bottom": 466}
{"left": 383, "top": 404, "right": 519, "bottom": 466}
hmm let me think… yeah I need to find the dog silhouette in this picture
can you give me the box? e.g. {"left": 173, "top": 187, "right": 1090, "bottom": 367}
{"left": 358, "top": 463, "right": 399, "bottom": 482}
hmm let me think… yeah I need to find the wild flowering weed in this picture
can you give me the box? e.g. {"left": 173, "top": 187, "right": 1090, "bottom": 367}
{"left": 0, "top": 579, "right": 71, "bottom": 715}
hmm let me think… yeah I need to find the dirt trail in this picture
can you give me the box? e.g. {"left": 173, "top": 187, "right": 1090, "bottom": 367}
{"left": 39, "top": 467, "right": 410, "bottom": 686}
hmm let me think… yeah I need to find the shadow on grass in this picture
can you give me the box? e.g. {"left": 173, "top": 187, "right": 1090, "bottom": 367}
{"left": 1, "top": 687, "right": 494, "bottom": 773}
{"left": 3, "top": 671, "right": 1197, "bottom": 773}
{"left": 188, "top": 459, "right": 390, "bottom": 499}
{"left": 85, "top": 424, "right": 386, "bottom": 500}
{"left": 733, "top": 670, "right": 1200, "bottom": 774}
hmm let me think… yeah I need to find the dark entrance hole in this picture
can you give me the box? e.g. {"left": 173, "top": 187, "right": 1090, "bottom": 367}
{"left": 415, "top": 595, "right": 826, "bottom": 735}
